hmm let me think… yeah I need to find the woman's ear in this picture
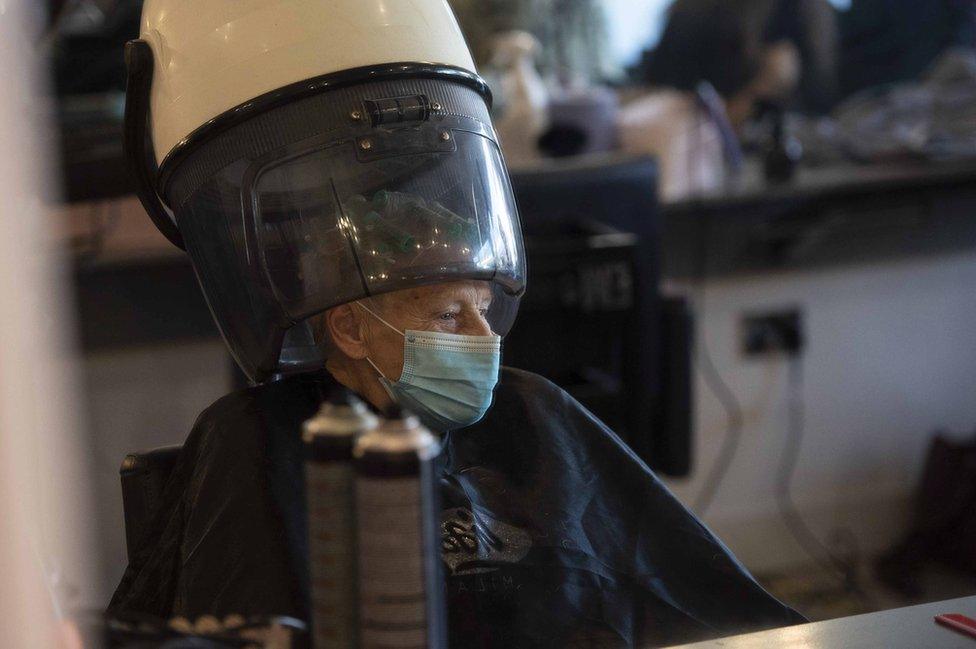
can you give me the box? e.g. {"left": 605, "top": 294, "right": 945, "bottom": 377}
{"left": 325, "top": 304, "right": 369, "bottom": 360}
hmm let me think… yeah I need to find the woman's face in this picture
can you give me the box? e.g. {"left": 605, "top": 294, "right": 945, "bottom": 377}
{"left": 362, "top": 280, "right": 494, "bottom": 381}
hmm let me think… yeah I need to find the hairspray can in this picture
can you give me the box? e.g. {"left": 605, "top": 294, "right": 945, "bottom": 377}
{"left": 354, "top": 406, "right": 446, "bottom": 649}
{"left": 304, "top": 389, "right": 378, "bottom": 648}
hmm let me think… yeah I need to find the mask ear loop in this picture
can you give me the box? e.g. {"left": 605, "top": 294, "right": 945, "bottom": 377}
{"left": 362, "top": 356, "right": 389, "bottom": 381}
{"left": 355, "top": 300, "right": 405, "bottom": 336}
{"left": 364, "top": 356, "right": 398, "bottom": 402}
{"left": 355, "top": 301, "right": 403, "bottom": 393}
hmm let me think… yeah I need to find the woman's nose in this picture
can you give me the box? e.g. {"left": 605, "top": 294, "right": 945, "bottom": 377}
{"left": 461, "top": 312, "right": 493, "bottom": 336}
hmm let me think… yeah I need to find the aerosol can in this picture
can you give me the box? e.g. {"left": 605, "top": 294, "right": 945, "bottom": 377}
{"left": 354, "top": 406, "right": 446, "bottom": 649}
{"left": 304, "top": 389, "right": 378, "bottom": 648}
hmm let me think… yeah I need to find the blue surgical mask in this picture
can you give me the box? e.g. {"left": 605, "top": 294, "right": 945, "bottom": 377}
{"left": 358, "top": 302, "right": 501, "bottom": 432}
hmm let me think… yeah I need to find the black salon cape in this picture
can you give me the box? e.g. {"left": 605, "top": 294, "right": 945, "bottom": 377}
{"left": 109, "top": 368, "right": 804, "bottom": 647}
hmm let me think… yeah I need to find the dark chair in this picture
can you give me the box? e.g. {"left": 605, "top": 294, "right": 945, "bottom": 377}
{"left": 507, "top": 155, "right": 692, "bottom": 476}
{"left": 119, "top": 445, "right": 182, "bottom": 563}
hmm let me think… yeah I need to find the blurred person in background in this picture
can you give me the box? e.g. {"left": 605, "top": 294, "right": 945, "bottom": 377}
{"left": 640, "top": 0, "right": 839, "bottom": 124}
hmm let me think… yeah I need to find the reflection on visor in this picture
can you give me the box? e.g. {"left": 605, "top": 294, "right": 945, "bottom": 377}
{"left": 343, "top": 190, "right": 486, "bottom": 284}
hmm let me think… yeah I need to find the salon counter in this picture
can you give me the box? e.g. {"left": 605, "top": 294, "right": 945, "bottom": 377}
{"left": 662, "top": 158, "right": 976, "bottom": 278}
{"left": 663, "top": 595, "right": 976, "bottom": 648}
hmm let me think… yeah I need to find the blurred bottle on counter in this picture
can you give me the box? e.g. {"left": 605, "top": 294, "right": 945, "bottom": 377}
{"left": 762, "top": 103, "right": 803, "bottom": 183}
{"left": 490, "top": 30, "right": 550, "bottom": 166}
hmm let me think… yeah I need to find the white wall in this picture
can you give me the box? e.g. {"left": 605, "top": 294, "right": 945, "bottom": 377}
{"left": 664, "top": 250, "right": 976, "bottom": 572}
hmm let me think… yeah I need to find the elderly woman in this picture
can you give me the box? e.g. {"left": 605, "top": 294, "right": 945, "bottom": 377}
{"left": 110, "top": 275, "right": 804, "bottom": 646}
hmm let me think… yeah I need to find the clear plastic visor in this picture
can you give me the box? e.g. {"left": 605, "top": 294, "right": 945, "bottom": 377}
{"left": 249, "top": 128, "right": 525, "bottom": 335}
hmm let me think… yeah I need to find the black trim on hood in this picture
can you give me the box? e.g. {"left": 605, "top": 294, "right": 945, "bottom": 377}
{"left": 156, "top": 62, "right": 493, "bottom": 195}
{"left": 123, "top": 39, "right": 186, "bottom": 250}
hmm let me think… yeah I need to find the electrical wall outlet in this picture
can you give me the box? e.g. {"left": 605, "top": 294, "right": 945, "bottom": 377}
{"left": 742, "top": 309, "right": 804, "bottom": 356}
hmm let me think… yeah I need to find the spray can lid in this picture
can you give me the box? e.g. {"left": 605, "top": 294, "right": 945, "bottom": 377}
{"left": 354, "top": 405, "right": 440, "bottom": 460}
{"left": 303, "top": 388, "right": 379, "bottom": 441}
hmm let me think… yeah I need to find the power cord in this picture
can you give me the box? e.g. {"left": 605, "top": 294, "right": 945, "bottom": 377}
{"left": 689, "top": 155, "right": 746, "bottom": 516}
{"left": 682, "top": 92, "right": 872, "bottom": 606}
{"left": 778, "top": 356, "right": 874, "bottom": 606}
{"left": 691, "top": 315, "right": 746, "bottom": 515}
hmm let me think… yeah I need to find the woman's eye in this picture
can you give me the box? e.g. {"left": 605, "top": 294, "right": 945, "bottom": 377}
{"left": 439, "top": 312, "right": 459, "bottom": 321}
{"left": 478, "top": 308, "right": 489, "bottom": 317}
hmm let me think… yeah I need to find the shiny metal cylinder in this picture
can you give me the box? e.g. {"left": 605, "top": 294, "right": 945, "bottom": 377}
{"left": 304, "top": 389, "right": 378, "bottom": 649}
{"left": 354, "top": 406, "right": 445, "bottom": 649}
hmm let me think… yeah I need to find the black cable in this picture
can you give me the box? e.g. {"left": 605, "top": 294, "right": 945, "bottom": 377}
{"left": 778, "top": 356, "right": 875, "bottom": 606}
{"left": 689, "top": 136, "right": 747, "bottom": 516}
{"left": 681, "top": 98, "right": 872, "bottom": 606}
{"left": 691, "top": 321, "right": 746, "bottom": 515}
